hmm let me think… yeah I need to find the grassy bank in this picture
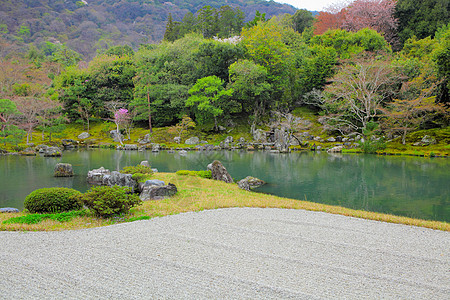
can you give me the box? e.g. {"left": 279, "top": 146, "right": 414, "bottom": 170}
{"left": 1, "top": 173, "right": 448, "bottom": 232}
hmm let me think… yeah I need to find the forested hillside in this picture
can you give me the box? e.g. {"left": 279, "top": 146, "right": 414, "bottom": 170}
{"left": 0, "top": 0, "right": 296, "bottom": 59}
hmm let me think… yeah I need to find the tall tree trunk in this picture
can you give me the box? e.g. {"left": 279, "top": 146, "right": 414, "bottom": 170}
{"left": 147, "top": 90, "right": 152, "bottom": 133}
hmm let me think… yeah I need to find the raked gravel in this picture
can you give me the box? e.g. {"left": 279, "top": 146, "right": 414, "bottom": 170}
{"left": 0, "top": 207, "right": 449, "bottom": 299}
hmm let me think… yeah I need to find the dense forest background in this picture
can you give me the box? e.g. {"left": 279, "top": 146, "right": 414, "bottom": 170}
{"left": 0, "top": 0, "right": 449, "bottom": 150}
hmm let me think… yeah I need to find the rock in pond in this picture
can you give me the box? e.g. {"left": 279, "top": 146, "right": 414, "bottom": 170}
{"left": 87, "top": 167, "right": 111, "bottom": 185}
{"left": 140, "top": 160, "right": 150, "bottom": 167}
{"left": 207, "top": 160, "right": 233, "bottom": 183}
{"left": 0, "top": 207, "right": 20, "bottom": 213}
{"left": 44, "top": 147, "right": 62, "bottom": 157}
{"left": 54, "top": 163, "right": 74, "bottom": 177}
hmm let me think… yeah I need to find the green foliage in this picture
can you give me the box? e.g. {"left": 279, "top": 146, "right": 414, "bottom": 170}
{"left": 131, "top": 173, "right": 152, "bottom": 183}
{"left": 176, "top": 170, "right": 212, "bottom": 179}
{"left": 120, "top": 164, "right": 154, "bottom": 175}
{"left": 0, "top": 125, "right": 26, "bottom": 147}
{"left": 186, "top": 76, "right": 234, "bottom": 129}
{"left": 395, "top": 0, "right": 450, "bottom": 45}
{"left": 24, "top": 188, "right": 82, "bottom": 214}
{"left": 3, "top": 210, "right": 86, "bottom": 225}
{"left": 79, "top": 186, "right": 142, "bottom": 218}
{"left": 291, "top": 9, "right": 314, "bottom": 34}
{"left": 359, "top": 122, "right": 387, "bottom": 153}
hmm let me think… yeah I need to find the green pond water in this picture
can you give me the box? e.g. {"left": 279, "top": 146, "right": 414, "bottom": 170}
{"left": 1, "top": 149, "right": 449, "bottom": 222}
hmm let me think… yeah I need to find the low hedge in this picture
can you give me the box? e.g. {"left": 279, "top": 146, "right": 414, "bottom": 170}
{"left": 24, "top": 187, "right": 82, "bottom": 213}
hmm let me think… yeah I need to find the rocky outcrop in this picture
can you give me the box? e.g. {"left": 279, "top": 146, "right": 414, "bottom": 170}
{"left": 87, "top": 167, "right": 137, "bottom": 191}
{"left": 140, "top": 160, "right": 150, "bottom": 167}
{"left": 54, "top": 163, "right": 74, "bottom": 177}
{"left": 237, "top": 176, "right": 265, "bottom": 191}
{"left": 253, "top": 129, "right": 267, "bottom": 143}
{"left": 152, "top": 144, "right": 160, "bottom": 152}
{"left": 78, "top": 132, "right": 90, "bottom": 139}
{"left": 185, "top": 137, "right": 199, "bottom": 145}
{"left": 139, "top": 180, "right": 177, "bottom": 201}
{"left": 207, "top": 160, "right": 233, "bottom": 183}
{"left": 123, "top": 144, "right": 138, "bottom": 150}
{"left": 174, "top": 136, "right": 181, "bottom": 144}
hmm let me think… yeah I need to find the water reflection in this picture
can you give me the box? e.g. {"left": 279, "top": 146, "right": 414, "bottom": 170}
{"left": 0, "top": 149, "right": 448, "bottom": 221}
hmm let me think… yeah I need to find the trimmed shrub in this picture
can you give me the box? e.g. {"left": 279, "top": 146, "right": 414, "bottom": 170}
{"left": 24, "top": 187, "right": 82, "bottom": 213}
{"left": 120, "top": 165, "right": 153, "bottom": 175}
{"left": 176, "top": 170, "right": 211, "bottom": 179}
{"left": 79, "top": 185, "right": 142, "bottom": 218}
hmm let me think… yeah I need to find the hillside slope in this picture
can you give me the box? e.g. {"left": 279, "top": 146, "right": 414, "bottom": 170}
{"left": 0, "top": 0, "right": 297, "bottom": 60}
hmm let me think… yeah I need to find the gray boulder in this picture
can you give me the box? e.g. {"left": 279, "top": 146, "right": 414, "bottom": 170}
{"left": 327, "top": 137, "right": 336, "bottom": 142}
{"left": 36, "top": 144, "right": 49, "bottom": 153}
{"left": 78, "top": 132, "right": 90, "bottom": 139}
{"left": 237, "top": 176, "right": 265, "bottom": 191}
{"left": 174, "top": 136, "right": 181, "bottom": 144}
{"left": 140, "top": 182, "right": 177, "bottom": 201}
{"left": 87, "top": 167, "right": 111, "bottom": 185}
{"left": 0, "top": 207, "right": 20, "bottom": 213}
{"left": 44, "top": 147, "right": 62, "bottom": 157}
{"left": 223, "top": 136, "right": 233, "bottom": 148}
{"left": 207, "top": 160, "right": 233, "bottom": 183}
{"left": 54, "top": 163, "right": 74, "bottom": 177}
{"left": 152, "top": 144, "right": 160, "bottom": 152}
{"left": 421, "top": 135, "right": 436, "bottom": 146}
{"left": 185, "top": 137, "right": 199, "bottom": 145}
{"left": 101, "top": 171, "right": 137, "bottom": 191}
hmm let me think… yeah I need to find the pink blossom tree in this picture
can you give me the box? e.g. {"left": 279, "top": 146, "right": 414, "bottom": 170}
{"left": 341, "top": 0, "right": 398, "bottom": 46}
{"left": 114, "top": 108, "right": 129, "bottom": 145}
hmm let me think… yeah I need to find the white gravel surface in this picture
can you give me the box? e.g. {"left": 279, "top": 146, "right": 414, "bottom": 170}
{"left": 0, "top": 207, "right": 449, "bottom": 299}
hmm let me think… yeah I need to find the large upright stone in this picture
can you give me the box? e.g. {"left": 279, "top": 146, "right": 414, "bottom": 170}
{"left": 54, "top": 163, "right": 74, "bottom": 177}
{"left": 139, "top": 181, "right": 177, "bottom": 201}
{"left": 207, "top": 160, "right": 233, "bottom": 183}
{"left": 102, "top": 171, "right": 137, "bottom": 191}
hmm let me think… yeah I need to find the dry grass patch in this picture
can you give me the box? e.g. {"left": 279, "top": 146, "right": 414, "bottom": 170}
{"left": 1, "top": 172, "right": 449, "bottom": 231}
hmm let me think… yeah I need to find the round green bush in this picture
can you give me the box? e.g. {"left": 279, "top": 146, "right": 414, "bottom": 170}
{"left": 80, "top": 185, "right": 142, "bottom": 218}
{"left": 24, "top": 187, "right": 83, "bottom": 213}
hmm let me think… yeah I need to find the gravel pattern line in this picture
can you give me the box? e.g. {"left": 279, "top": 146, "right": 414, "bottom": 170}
{"left": 1, "top": 207, "right": 449, "bottom": 299}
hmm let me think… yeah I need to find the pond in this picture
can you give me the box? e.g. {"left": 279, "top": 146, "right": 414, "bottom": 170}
{"left": 1, "top": 149, "right": 449, "bottom": 222}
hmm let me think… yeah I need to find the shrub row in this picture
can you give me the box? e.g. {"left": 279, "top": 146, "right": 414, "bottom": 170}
{"left": 176, "top": 170, "right": 211, "bottom": 179}
{"left": 24, "top": 186, "right": 142, "bottom": 218}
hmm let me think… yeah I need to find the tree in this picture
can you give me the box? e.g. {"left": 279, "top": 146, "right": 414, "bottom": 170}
{"left": 322, "top": 57, "right": 398, "bottom": 134}
{"left": 341, "top": 0, "right": 399, "bottom": 46}
{"left": 36, "top": 99, "right": 64, "bottom": 142}
{"left": 163, "top": 13, "right": 177, "bottom": 42}
{"left": 0, "top": 125, "right": 26, "bottom": 148}
{"left": 292, "top": 9, "right": 314, "bottom": 34}
{"left": 186, "top": 76, "right": 233, "bottom": 130}
{"left": 0, "top": 99, "right": 20, "bottom": 131}
{"left": 381, "top": 87, "right": 448, "bottom": 144}
{"left": 114, "top": 108, "right": 129, "bottom": 145}
{"left": 395, "top": 0, "right": 450, "bottom": 45}
{"left": 198, "top": 6, "right": 218, "bottom": 39}
{"left": 13, "top": 97, "right": 43, "bottom": 144}
{"left": 228, "top": 60, "right": 272, "bottom": 132}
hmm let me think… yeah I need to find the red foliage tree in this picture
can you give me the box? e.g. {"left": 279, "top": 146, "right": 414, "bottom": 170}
{"left": 314, "top": 0, "right": 398, "bottom": 46}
